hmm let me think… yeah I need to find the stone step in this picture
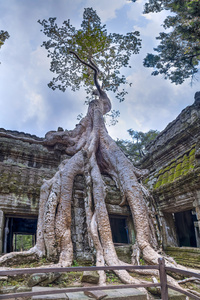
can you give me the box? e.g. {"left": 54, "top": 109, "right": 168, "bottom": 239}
{"left": 31, "top": 286, "right": 147, "bottom": 300}
{"left": 31, "top": 286, "right": 188, "bottom": 300}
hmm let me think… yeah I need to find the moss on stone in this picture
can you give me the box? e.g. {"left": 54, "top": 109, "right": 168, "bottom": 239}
{"left": 161, "top": 170, "right": 169, "bottom": 185}
{"left": 154, "top": 174, "right": 163, "bottom": 189}
{"left": 168, "top": 166, "right": 175, "bottom": 182}
{"left": 181, "top": 155, "right": 189, "bottom": 175}
{"left": 153, "top": 145, "right": 196, "bottom": 189}
{"left": 173, "top": 163, "right": 182, "bottom": 179}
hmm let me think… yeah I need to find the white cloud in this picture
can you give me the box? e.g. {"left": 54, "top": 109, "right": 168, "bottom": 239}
{"left": 84, "top": 0, "right": 126, "bottom": 22}
{"left": 0, "top": 0, "right": 199, "bottom": 140}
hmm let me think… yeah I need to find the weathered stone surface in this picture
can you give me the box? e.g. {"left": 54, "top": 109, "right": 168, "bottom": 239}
{"left": 165, "top": 246, "right": 200, "bottom": 268}
{"left": 0, "top": 92, "right": 200, "bottom": 266}
{"left": 0, "top": 275, "right": 8, "bottom": 281}
{"left": 139, "top": 93, "right": 200, "bottom": 250}
{"left": 27, "top": 273, "right": 48, "bottom": 287}
{"left": 102, "top": 288, "right": 147, "bottom": 299}
{"left": 27, "top": 273, "right": 60, "bottom": 287}
{"left": 0, "top": 285, "right": 17, "bottom": 293}
{"left": 81, "top": 271, "right": 99, "bottom": 284}
{"left": 32, "top": 286, "right": 68, "bottom": 299}
{"left": 66, "top": 292, "right": 91, "bottom": 299}
{"left": 16, "top": 286, "right": 32, "bottom": 292}
{"left": 168, "top": 289, "right": 186, "bottom": 299}
{"left": 84, "top": 290, "right": 107, "bottom": 299}
{"left": 39, "top": 273, "right": 61, "bottom": 287}
{"left": 115, "top": 245, "right": 132, "bottom": 264}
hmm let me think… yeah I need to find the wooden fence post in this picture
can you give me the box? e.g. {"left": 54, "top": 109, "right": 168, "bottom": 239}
{"left": 158, "top": 257, "right": 168, "bottom": 300}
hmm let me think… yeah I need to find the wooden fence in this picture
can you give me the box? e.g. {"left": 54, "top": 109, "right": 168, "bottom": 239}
{"left": 0, "top": 258, "right": 200, "bottom": 299}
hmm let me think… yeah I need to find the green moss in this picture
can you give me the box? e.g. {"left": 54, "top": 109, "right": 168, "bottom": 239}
{"left": 189, "top": 148, "right": 196, "bottom": 156}
{"left": 173, "top": 163, "right": 182, "bottom": 179}
{"left": 161, "top": 170, "right": 169, "bottom": 185}
{"left": 153, "top": 145, "right": 196, "bottom": 189}
{"left": 168, "top": 166, "right": 175, "bottom": 182}
{"left": 153, "top": 174, "right": 163, "bottom": 189}
{"left": 181, "top": 155, "right": 189, "bottom": 175}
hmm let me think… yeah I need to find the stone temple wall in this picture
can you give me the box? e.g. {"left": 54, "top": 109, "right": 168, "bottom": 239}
{"left": 0, "top": 129, "right": 133, "bottom": 262}
{"left": 139, "top": 92, "right": 200, "bottom": 251}
{"left": 0, "top": 92, "right": 200, "bottom": 265}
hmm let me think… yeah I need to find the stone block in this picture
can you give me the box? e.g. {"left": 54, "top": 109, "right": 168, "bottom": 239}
{"left": 32, "top": 286, "right": 68, "bottom": 299}
{"left": 16, "top": 286, "right": 32, "bottom": 292}
{"left": 66, "top": 291, "right": 91, "bottom": 299}
{"left": 84, "top": 290, "right": 107, "bottom": 299}
{"left": 168, "top": 289, "right": 186, "bottom": 299}
{"left": 0, "top": 285, "right": 17, "bottom": 294}
{"left": 103, "top": 288, "right": 147, "bottom": 299}
{"left": 81, "top": 271, "right": 99, "bottom": 284}
{"left": 28, "top": 273, "right": 48, "bottom": 287}
{"left": 27, "top": 272, "right": 61, "bottom": 287}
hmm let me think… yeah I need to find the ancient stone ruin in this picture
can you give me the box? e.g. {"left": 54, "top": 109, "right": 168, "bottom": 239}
{"left": 0, "top": 91, "right": 199, "bottom": 268}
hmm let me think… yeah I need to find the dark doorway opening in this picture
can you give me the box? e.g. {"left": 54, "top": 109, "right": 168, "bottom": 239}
{"left": 4, "top": 216, "right": 37, "bottom": 253}
{"left": 109, "top": 216, "right": 129, "bottom": 244}
{"left": 174, "top": 210, "right": 197, "bottom": 247}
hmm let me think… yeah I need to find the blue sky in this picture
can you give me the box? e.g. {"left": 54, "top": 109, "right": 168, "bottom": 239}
{"left": 0, "top": 0, "right": 199, "bottom": 140}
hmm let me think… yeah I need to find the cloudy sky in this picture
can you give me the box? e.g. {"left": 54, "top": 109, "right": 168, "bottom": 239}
{"left": 0, "top": 0, "right": 199, "bottom": 140}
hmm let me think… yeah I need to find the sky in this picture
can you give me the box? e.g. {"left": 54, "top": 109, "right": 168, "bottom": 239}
{"left": 0, "top": 0, "right": 199, "bottom": 140}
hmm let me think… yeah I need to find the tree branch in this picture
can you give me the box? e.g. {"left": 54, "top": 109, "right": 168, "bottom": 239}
{"left": 69, "top": 50, "right": 102, "bottom": 96}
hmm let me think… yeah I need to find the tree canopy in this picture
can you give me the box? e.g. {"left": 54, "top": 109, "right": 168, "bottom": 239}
{"left": 143, "top": 0, "right": 200, "bottom": 84}
{"left": 38, "top": 7, "right": 141, "bottom": 102}
{"left": 116, "top": 129, "right": 159, "bottom": 162}
{"left": 0, "top": 30, "right": 9, "bottom": 63}
{"left": 0, "top": 30, "right": 9, "bottom": 48}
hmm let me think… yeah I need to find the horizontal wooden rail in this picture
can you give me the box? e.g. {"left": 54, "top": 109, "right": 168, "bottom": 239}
{"left": 0, "top": 264, "right": 159, "bottom": 276}
{"left": 0, "top": 283, "right": 160, "bottom": 299}
{"left": 167, "top": 284, "right": 200, "bottom": 300}
{"left": 0, "top": 259, "right": 200, "bottom": 299}
{"left": 166, "top": 266, "right": 200, "bottom": 279}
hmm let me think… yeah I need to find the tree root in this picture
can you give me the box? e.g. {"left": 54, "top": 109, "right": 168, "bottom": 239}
{"left": 0, "top": 88, "right": 197, "bottom": 299}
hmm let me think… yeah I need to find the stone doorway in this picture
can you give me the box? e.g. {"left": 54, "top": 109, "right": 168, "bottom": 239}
{"left": 109, "top": 216, "right": 130, "bottom": 244}
{"left": 174, "top": 210, "right": 197, "bottom": 247}
{"left": 3, "top": 216, "right": 37, "bottom": 253}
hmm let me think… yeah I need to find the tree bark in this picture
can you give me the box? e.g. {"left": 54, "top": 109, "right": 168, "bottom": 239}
{"left": 0, "top": 56, "right": 190, "bottom": 295}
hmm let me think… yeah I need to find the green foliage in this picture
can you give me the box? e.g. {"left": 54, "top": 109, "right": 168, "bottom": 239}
{"left": 38, "top": 7, "right": 141, "bottom": 102}
{"left": 143, "top": 0, "right": 200, "bottom": 84}
{"left": 13, "top": 234, "right": 34, "bottom": 251}
{"left": 106, "top": 271, "right": 120, "bottom": 283}
{"left": 0, "top": 30, "right": 9, "bottom": 64}
{"left": 72, "top": 260, "right": 79, "bottom": 267}
{"left": 116, "top": 129, "right": 159, "bottom": 162}
{"left": 0, "top": 30, "right": 9, "bottom": 48}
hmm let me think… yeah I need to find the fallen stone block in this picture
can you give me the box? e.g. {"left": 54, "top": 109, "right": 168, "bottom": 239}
{"left": 32, "top": 286, "right": 68, "bottom": 299}
{"left": 81, "top": 271, "right": 99, "bottom": 284}
{"left": 84, "top": 290, "right": 107, "bottom": 299}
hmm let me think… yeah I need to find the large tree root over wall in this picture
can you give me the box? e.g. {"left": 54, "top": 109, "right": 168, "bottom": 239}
{"left": 0, "top": 56, "right": 195, "bottom": 297}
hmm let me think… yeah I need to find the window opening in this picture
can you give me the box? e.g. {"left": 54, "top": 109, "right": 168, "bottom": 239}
{"left": 174, "top": 210, "right": 197, "bottom": 247}
{"left": 13, "top": 234, "right": 36, "bottom": 251}
{"left": 109, "top": 216, "right": 129, "bottom": 244}
{"left": 4, "top": 216, "right": 37, "bottom": 253}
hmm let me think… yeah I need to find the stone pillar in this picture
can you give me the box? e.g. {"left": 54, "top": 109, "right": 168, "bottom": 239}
{"left": 194, "top": 91, "right": 200, "bottom": 107}
{"left": 160, "top": 212, "right": 179, "bottom": 249}
{"left": 194, "top": 189, "right": 200, "bottom": 248}
{"left": 0, "top": 210, "right": 4, "bottom": 254}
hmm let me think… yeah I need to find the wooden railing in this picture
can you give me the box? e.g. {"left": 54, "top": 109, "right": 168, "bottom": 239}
{"left": 0, "top": 258, "right": 200, "bottom": 299}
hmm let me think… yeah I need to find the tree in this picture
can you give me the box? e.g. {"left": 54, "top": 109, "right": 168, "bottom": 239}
{"left": 116, "top": 129, "right": 159, "bottom": 163}
{"left": 38, "top": 8, "right": 141, "bottom": 102}
{"left": 143, "top": 0, "right": 200, "bottom": 84}
{"left": 0, "top": 7, "right": 186, "bottom": 290}
{"left": 0, "top": 30, "right": 9, "bottom": 62}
